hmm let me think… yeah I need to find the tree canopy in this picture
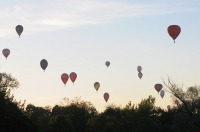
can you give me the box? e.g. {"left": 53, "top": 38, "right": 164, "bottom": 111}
{"left": 1, "top": 73, "right": 200, "bottom": 132}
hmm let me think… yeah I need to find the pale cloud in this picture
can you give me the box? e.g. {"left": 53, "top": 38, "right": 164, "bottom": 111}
{"left": 0, "top": 0, "right": 196, "bottom": 37}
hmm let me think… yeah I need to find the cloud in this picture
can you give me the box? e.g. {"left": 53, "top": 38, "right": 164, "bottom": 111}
{"left": 0, "top": 0, "right": 196, "bottom": 37}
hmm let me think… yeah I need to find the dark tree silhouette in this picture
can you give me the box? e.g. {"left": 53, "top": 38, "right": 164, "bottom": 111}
{"left": 0, "top": 73, "right": 34, "bottom": 132}
{"left": 1, "top": 73, "right": 200, "bottom": 132}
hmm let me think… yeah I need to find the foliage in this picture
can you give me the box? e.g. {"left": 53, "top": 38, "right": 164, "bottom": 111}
{"left": 0, "top": 73, "right": 34, "bottom": 132}
{"left": 1, "top": 73, "right": 200, "bottom": 132}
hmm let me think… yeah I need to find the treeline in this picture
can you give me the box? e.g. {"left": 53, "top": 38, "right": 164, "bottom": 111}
{"left": 0, "top": 73, "right": 200, "bottom": 132}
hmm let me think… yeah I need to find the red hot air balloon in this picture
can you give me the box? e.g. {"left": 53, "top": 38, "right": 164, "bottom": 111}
{"left": 154, "top": 83, "right": 163, "bottom": 93}
{"left": 137, "top": 66, "right": 142, "bottom": 72}
{"left": 104, "top": 92, "right": 109, "bottom": 102}
{"left": 167, "top": 25, "right": 181, "bottom": 43}
{"left": 70, "top": 72, "right": 77, "bottom": 84}
{"left": 2, "top": 48, "right": 10, "bottom": 59}
{"left": 61, "top": 73, "right": 69, "bottom": 85}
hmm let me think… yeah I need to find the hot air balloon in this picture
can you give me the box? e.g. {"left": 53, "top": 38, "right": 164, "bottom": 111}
{"left": 61, "top": 73, "right": 69, "bottom": 85}
{"left": 40, "top": 59, "right": 48, "bottom": 71}
{"left": 160, "top": 90, "right": 165, "bottom": 98}
{"left": 154, "top": 83, "right": 163, "bottom": 93}
{"left": 137, "top": 66, "right": 142, "bottom": 72}
{"left": 94, "top": 82, "right": 100, "bottom": 91}
{"left": 138, "top": 72, "right": 143, "bottom": 79}
{"left": 104, "top": 92, "right": 109, "bottom": 102}
{"left": 2, "top": 48, "right": 10, "bottom": 59}
{"left": 167, "top": 25, "right": 181, "bottom": 43}
{"left": 70, "top": 72, "right": 77, "bottom": 84}
{"left": 105, "top": 61, "right": 110, "bottom": 67}
{"left": 15, "top": 25, "right": 23, "bottom": 38}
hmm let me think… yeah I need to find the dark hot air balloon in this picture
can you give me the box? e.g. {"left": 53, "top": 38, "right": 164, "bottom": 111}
{"left": 105, "top": 61, "right": 110, "bottom": 67}
{"left": 104, "top": 92, "right": 109, "bottom": 102}
{"left": 160, "top": 90, "right": 165, "bottom": 98}
{"left": 137, "top": 66, "right": 142, "bottom": 72}
{"left": 40, "top": 59, "right": 48, "bottom": 71}
{"left": 138, "top": 72, "right": 143, "bottom": 79}
{"left": 16, "top": 25, "right": 23, "bottom": 38}
{"left": 154, "top": 83, "right": 163, "bottom": 93}
{"left": 2, "top": 48, "right": 10, "bottom": 59}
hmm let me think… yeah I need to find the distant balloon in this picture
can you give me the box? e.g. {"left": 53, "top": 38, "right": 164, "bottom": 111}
{"left": 154, "top": 83, "right": 163, "bottom": 93}
{"left": 2, "top": 48, "right": 10, "bottom": 59}
{"left": 137, "top": 66, "right": 142, "bottom": 72}
{"left": 40, "top": 59, "right": 48, "bottom": 71}
{"left": 70, "top": 72, "right": 77, "bottom": 84}
{"left": 138, "top": 72, "right": 143, "bottom": 79}
{"left": 105, "top": 61, "right": 110, "bottom": 67}
{"left": 160, "top": 90, "right": 165, "bottom": 98}
{"left": 94, "top": 82, "right": 100, "bottom": 91}
{"left": 167, "top": 25, "right": 181, "bottom": 43}
{"left": 104, "top": 92, "right": 109, "bottom": 102}
{"left": 15, "top": 25, "right": 23, "bottom": 38}
{"left": 61, "top": 73, "right": 69, "bottom": 85}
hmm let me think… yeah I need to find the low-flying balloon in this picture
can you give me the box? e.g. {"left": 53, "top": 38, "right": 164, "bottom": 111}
{"left": 104, "top": 92, "right": 109, "bottom": 102}
{"left": 40, "top": 59, "right": 48, "bottom": 71}
{"left": 138, "top": 72, "right": 143, "bottom": 79}
{"left": 167, "top": 25, "right": 181, "bottom": 43}
{"left": 61, "top": 73, "right": 69, "bottom": 85}
{"left": 160, "top": 90, "right": 165, "bottom": 98}
{"left": 137, "top": 66, "right": 142, "bottom": 72}
{"left": 16, "top": 25, "right": 23, "bottom": 38}
{"left": 154, "top": 83, "right": 163, "bottom": 93}
{"left": 105, "top": 61, "right": 110, "bottom": 67}
{"left": 94, "top": 82, "right": 100, "bottom": 91}
{"left": 70, "top": 72, "right": 77, "bottom": 84}
{"left": 2, "top": 48, "right": 10, "bottom": 59}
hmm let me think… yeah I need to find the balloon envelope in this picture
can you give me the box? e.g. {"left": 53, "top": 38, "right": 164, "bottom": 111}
{"left": 15, "top": 25, "right": 23, "bottom": 38}
{"left": 94, "top": 82, "right": 100, "bottom": 91}
{"left": 2, "top": 48, "right": 10, "bottom": 59}
{"left": 40, "top": 59, "right": 48, "bottom": 71}
{"left": 138, "top": 72, "right": 143, "bottom": 79}
{"left": 104, "top": 92, "right": 109, "bottom": 102}
{"left": 70, "top": 72, "right": 77, "bottom": 83}
{"left": 154, "top": 83, "right": 163, "bottom": 93}
{"left": 167, "top": 25, "right": 181, "bottom": 43}
{"left": 105, "top": 61, "right": 110, "bottom": 67}
{"left": 61, "top": 73, "right": 69, "bottom": 85}
{"left": 137, "top": 66, "right": 142, "bottom": 72}
{"left": 160, "top": 90, "right": 165, "bottom": 98}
